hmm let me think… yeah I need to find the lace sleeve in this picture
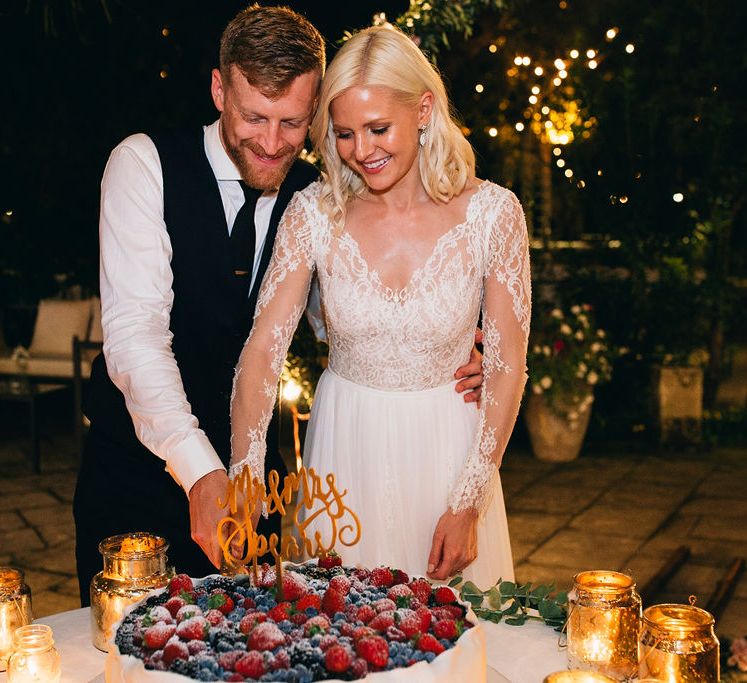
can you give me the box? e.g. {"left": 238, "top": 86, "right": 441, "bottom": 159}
{"left": 448, "top": 188, "right": 531, "bottom": 514}
{"left": 229, "top": 191, "right": 315, "bottom": 482}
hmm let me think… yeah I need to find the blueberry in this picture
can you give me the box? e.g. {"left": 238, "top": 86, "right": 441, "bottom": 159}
{"left": 424, "top": 651, "right": 436, "bottom": 662}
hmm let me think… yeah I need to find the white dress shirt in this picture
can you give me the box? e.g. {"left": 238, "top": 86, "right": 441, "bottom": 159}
{"left": 98, "top": 120, "right": 281, "bottom": 496}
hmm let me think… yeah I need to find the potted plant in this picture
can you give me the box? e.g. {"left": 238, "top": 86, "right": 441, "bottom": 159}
{"left": 524, "top": 303, "right": 615, "bottom": 461}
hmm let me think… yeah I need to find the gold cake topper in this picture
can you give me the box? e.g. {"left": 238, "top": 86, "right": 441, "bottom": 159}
{"left": 216, "top": 466, "right": 361, "bottom": 598}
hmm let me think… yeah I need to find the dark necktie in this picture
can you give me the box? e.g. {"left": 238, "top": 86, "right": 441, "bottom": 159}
{"left": 230, "top": 181, "right": 262, "bottom": 278}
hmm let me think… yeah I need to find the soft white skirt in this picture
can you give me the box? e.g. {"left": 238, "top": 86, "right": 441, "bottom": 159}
{"left": 300, "top": 368, "right": 514, "bottom": 589}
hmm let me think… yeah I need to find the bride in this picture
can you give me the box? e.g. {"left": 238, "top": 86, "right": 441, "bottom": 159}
{"left": 230, "top": 25, "right": 530, "bottom": 587}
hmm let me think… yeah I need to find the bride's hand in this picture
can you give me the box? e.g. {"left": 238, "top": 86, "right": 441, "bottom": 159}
{"left": 454, "top": 328, "right": 483, "bottom": 407}
{"left": 426, "top": 507, "right": 478, "bottom": 581}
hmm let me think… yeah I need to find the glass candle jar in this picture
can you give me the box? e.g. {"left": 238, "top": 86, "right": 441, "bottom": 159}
{"left": 7, "top": 624, "right": 60, "bottom": 683}
{"left": 567, "top": 570, "right": 642, "bottom": 680}
{"left": 638, "top": 604, "right": 719, "bottom": 682}
{"left": 544, "top": 671, "right": 618, "bottom": 682}
{"left": 90, "top": 532, "right": 171, "bottom": 652}
{"left": 0, "top": 567, "right": 33, "bottom": 671}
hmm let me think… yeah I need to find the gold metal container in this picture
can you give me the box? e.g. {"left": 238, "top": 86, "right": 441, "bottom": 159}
{"left": 7, "top": 624, "right": 61, "bottom": 683}
{"left": 544, "top": 671, "right": 618, "bottom": 682}
{"left": 567, "top": 570, "right": 642, "bottom": 680}
{"left": 0, "top": 567, "right": 33, "bottom": 671}
{"left": 90, "top": 532, "right": 171, "bottom": 652}
{"left": 638, "top": 603, "right": 719, "bottom": 682}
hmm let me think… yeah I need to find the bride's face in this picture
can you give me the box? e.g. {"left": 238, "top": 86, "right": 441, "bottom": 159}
{"left": 330, "top": 85, "right": 431, "bottom": 193}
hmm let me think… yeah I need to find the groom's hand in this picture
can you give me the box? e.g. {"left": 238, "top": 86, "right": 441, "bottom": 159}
{"left": 189, "top": 469, "right": 231, "bottom": 569}
{"left": 454, "top": 328, "right": 484, "bottom": 406}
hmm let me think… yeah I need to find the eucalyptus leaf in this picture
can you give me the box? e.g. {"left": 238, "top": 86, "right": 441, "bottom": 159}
{"left": 505, "top": 614, "right": 528, "bottom": 626}
{"left": 499, "top": 581, "right": 516, "bottom": 596}
{"left": 448, "top": 576, "right": 463, "bottom": 588}
{"left": 486, "top": 586, "right": 503, "bottom": 609}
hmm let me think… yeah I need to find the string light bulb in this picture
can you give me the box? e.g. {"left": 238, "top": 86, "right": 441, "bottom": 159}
{"left": 570, "top": 49, "right": 579, "bottom": 59}
{"left": 515, "top": 122, "right": 525, "bottom": 132}
{"left": 564, "top": 169, "right": 573, "bottom": 178}
{"left": 489, "top": 44, "right": 497, "bottom": 53}
{"left": 475, "top": 83, "right": 484, "bottom": 93}
{"left": 488, "top": 127, "right": 498, "bottom": 137}
{"left": 673, "top": 192, "right": 684, "bottom": 202}
{"left": 588, "top": 59, "right": 598, "bottom": 69}
{"left": 534, "top": 66, "right": 544, "bottom": 76}
{"left": 625, "top": 43, "right": 635, "bottom": 53}
{"left": 554, "top": 58, "right": 566, "bottom": 70}
{"left": 606, "top": 27, "right": 618, "bottom": 40}
{"left": 531, "top": 85, "right": 540, "bottom": 95}
{"left": 586, "top": 49, "right": 596, "bottom": 58}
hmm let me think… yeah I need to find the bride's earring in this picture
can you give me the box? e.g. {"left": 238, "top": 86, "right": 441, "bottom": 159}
{"left": 419, "top": 124, "right": 428, "bottom": 147}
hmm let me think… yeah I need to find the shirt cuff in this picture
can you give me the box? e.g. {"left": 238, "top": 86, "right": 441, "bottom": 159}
{"left": 164, "top": 432, "right": 225, "bottom": 497}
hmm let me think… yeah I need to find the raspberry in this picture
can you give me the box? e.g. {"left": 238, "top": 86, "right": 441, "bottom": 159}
{"left": 226, "top": 675, "right": 243, "bottom": 682}
{"left": 175, "top": 604, "right": 202, "bottom": 623}
{"left": 319, "top": 634, "right": 338, "bottom": 651}
{"left": 207, "top": 590, "right": 234, "bottom": 615}
{"left": 271, "top": 649, "right": 291, "bottom": 670}
{"left": 373, "top": 598, "right": 396, "bottom": 613}
{"left": 356, "top": 604, "right": 376, "bottom": 623}
{"left": 168, "top": 574, "right": 193, "bottom": 596}
{"left": 296, "top": 593, "right": 321, "bottom": 612}
{"left": 325, "top": 643, "right": 352, "bottom": 673}
{"left": 290, "top": 612, "right": 309, "bottom": 625}
{"left": 385, "top": 625, "right": 407, "bottom": 642}
{"left": 218, "top": 651, "right": 245, "bottom": 671}
{"left": 387, "top": 583, "right": 414, "bottom": 606}
{"left": 164, "top": 596, "right": 186, "bottom": 618}
{"left": 339, "top": 621, "right": 357, "bottom": 637}
{"left": 417, "top": 633, "right": 445, "bottom": 654}
{"left": 397, "top": 610, "right": 423, "bottom": 639}
{"left": 321, "top": 587, "right": 346, "bottom": 617}
{"left": 204, "top": 609, "right": 224, "bottom": 626}
{"left": 318, "top": 551, "right": 342, "bottom": 569}
{"left": 409, "top": 579, "right": 432, "bottom": 605}
{"left": 239, "top": 611, "right": 267, "bottom": 634}
{"left": 267, "top": 601, "right": 292, "bottom": 622}
{"left": 434, "top": 586, "right": 457, "bottom": 604}
{"left": 350, "top": 657, "right": 368, "bottom": 678}
{"left": 142, "top": 622, "right": 176, "bottom": 650}
{"left": 329, "top": 575, "right": 352, "bottom": 595}
{"left": 415, "top": 605, "right": 433, "bottom": 632}
{"left": 443, "top": 604, "right": 466, "bottom": 619}
{"left": 247, "top": 622, "right": 286, "bottom": 651}
{"left": 187, "top": 640, "right": 207, "bottom": 656}
{"left": 392, "top": 569, "right": 409, "bottom": 585}
{"left": 175, "top": 616, "right": 209, "bottom": 641}
{"left": 356, "top": 635, "right": 389, "bottom": 668}
{"left": 242, "top": 596, "right": 256, "bottom": 609}
{"left": 280, "top": 571, "right": 308, "bottom": 601}
{"left": 162, "top": 639, "right": 189, "bottom": 664}
{"left": 433, "top": 619, "right": 459, "bottom": 640}
{"left": 235, "top": 651, "right": 265, "bottom": 678}
{"left": 370, "top": 567, "right": 394, "bottom": 587}
{"left": 304, "top": 614, "right": 331, "bottom": 637}
{"left": 368, "top": 612, "right": 395, "bottom": 631}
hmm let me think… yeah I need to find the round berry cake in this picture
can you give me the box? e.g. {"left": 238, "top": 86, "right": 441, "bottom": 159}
{"left": 105, "top": 557, "right": 486, "bottom": 682}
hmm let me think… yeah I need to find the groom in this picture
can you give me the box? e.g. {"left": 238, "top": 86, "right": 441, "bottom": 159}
{"left": 73, "top": 5, "right": 483, "bottom": 603}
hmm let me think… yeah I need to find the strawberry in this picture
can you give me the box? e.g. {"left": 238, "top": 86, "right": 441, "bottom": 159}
{"left": 226, "top": 675, "right": 243, "bottom": 683}
{"left": 433, "top": 619, "right": 459, "bottom": 640}
{"left": 168, "top": 574, "right": 193, "bottom": 596}
{"left": 319, "top": 634, "right": 338, "bottom": 651}
{"left": 370, "top": 567, "right": 394, "bottom": 587}
{"left": 397, "top": 610, "right": 423, "bottom": 639}
{"left": 325, "top": 644, "right": 352, "bottom": 673}
{"left": 175, "top": 615, "right": 209, "bottom": 641}
{"left": 290, "top": 612, "right": 309, "bottom": 625}
{"left": 373, "top": 598, "right": 396, "bottom": 613}
{"left": 247, "top": 622, "right": 286, "bottom": 651}
{"left": 142, "top": 622, "right": 176, "bottom": 650}
{"left": 318, "top": 551, "right": 342, "bottom": 569}
{"left": 147, "top": 606, "right": 174, "bottom": 624}
{"left": 204, "top": 609, "right": 224, "bottom": 626}
{"left": 175, "top": 604, "right": 202, "bottom": 623}
{"left": 352, "top": 625, "right": 375, "bottom": 641}
{"left": 304, "top": 614, "right": 331, "bottom": 637}
{"left": 417, "top": 633, "right": 445, "bottom": 654}
{"left": 321, "top": 587, "right": 346, "bottom": 617}
{"left": 164, "top": 596, "right": 187, "bottom": 618}
{"left": 392, "top": 569, "right": 409, "bottom": 585}
{"left": 356, "top": 604, "right": 376, "bottom": 623}
{"left": 415, "top": 605, "right": 432, "bottom": 632}
{"left": 187, "top": 640, "right": 208, "bottom": 656}
{"left": 409, "top": 579, "right": 432, "bottom": 604}
{"left": 443, "top": 604, "right": 466, "bottom": 619}
{"left": 329, "top": 575, "right": 352, "bottom": 595}
{"left": 387, "top": 583, "right": 414, "bottom": 606}
{"left": 339, "top": 621, "right": 357, "bottom": 637}
{"left": 356, "top": 635, "right": 389, "bottom": 668}
{"left": 239, "top": 611, "right": 267, "bottom": 634}
{"left": 267, "top": 601, "right": 292, "bottom": 622}
{"left": 296, "top": 593, "right": 322, "bottom": 612}
{"left": 258, "top": 565, "right": 277, "bottom": 588}
{"left": 434, "top": 586, "right": 457, "bottom": 604}
{"left": 235, "top": 651, "right": 265, "bottom": 679}
{"left": 241, "top": 596, "right": 256, "bottom": 609}
{"left": 368, "top": 612, "right": 395, "bottom": 631}
{"left": 280, "top": 572, "right": 308, "bottom": 601}
{"left": 162, "top": 638, "right": 189, "bottom": 664}
{"left": 218, "top": 651, "right": 245, "bottom": 671}
{"left": 207, "top": 590, "right": 234, "bottom": 615}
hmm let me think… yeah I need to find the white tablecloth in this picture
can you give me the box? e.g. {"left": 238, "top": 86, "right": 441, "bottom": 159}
{"left": 0, "top": 609, "right": 566, "bottom": 683}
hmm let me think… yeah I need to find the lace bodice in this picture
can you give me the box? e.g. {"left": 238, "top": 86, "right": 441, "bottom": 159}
{"left": 230, "top": 180, "right": 531, "bottom": 513}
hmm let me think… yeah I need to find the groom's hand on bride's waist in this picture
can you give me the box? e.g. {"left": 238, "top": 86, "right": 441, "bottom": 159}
{"left": 454, "top": 328, "right": 484, "bottom": 407}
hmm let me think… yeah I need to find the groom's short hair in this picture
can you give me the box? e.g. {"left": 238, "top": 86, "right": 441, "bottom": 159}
{"left": 220, "top": 4, "right": 325, "bottom": 98}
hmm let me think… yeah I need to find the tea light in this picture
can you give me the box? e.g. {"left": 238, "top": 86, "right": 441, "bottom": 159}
{"left": 638, "top": 603, "right": 719, "bottom": 682}
{"left": 544, "top": 672, "right": 617, "bottom": 683}
{"left": 567, "top": 570, "right": 642, "bottom": 680}
{"left": 90, "top": 532, "right": 171, "bottom": 652}
{"left": 6, "top": 624, "right": 60, "bottom": 683}
{"left": 0, "top": 567, "right": 33, "bottom": 671}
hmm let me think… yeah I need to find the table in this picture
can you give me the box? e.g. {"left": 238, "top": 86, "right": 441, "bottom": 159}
{"left": 0, "top": 609, "right": 566, "bottom": 682}
{"left": 0, "top": 379, "right": 69, "bottom": 472}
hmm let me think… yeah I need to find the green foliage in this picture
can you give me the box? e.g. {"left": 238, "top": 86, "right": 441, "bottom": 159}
{"left": 450, "top": 575, "right": 568, "bottom": 630}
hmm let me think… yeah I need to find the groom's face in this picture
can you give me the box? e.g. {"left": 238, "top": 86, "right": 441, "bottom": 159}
{"left": 212, "top": 66, "right": 319, "bottom": 191}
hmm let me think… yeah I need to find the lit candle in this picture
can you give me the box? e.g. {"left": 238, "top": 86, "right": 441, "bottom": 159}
{"left": 544, "top": 671, "right": 617, "bottom": 682}
{"left": 6, "top": 624, "right": 60, "bottom": 683}
{"left": 0, "top": 568, "right": 33, "bottom": 671}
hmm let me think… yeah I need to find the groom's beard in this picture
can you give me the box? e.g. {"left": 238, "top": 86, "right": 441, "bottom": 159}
{"left": 226, "top": 138, "right": 299, "bottom": 191}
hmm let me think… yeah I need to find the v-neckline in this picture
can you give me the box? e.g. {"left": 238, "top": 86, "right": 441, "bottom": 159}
{"left": 339, "top": 182, "right": 485, "bottom": 300}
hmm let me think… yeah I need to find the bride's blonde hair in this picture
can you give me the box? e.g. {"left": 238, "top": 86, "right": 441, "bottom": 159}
{"left": 309, "top": 25, "right": 475, "bottom": 230}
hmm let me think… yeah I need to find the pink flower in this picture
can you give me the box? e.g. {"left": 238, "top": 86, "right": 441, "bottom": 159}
{"left": 728, "top": 636, "right": 747, "bottom": 672}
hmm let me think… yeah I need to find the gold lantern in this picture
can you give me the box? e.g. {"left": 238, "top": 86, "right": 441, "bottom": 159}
{"left": 567, "top": 570, "right": 642, "bottom": 680}
{"left": 0, "top": 567, "right": 33, "bottom": 671}
{"left": 90, "top": 532, "right": 171, "bottom": 652}
{"left": 638, "top": 603, "right": 719, "bottom": 682}
{"left": 544, "top": 671, "right": 618, "bottom": 682}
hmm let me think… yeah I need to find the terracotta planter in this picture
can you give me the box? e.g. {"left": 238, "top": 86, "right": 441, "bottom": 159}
{"left": 524, "top": 392, "right": 593, "bottom": 462}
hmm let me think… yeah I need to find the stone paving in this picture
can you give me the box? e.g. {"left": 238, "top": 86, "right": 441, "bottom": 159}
{"left": 0, "top": 407, "right": 745, "bottom": 642}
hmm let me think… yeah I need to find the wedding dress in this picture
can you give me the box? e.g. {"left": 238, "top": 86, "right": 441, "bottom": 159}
{"left": 230, "top": 179, "right": 531, "bottom": 589}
